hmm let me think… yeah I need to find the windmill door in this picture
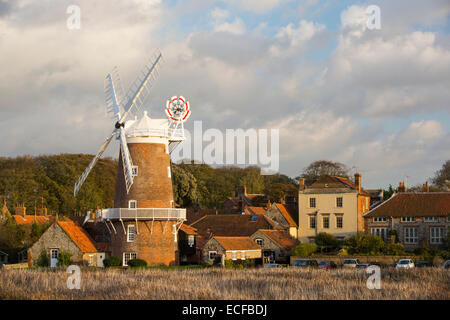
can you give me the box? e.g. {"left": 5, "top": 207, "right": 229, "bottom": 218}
{"left": 50, "top": 248, "right": 59, "bottom": 267}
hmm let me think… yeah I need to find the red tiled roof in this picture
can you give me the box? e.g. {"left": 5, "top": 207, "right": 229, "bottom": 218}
{"left": 244, "top": 206, "right": 267, "bottom": 215}
{"left": 214, "top": 236, "right": 262, "bottom": 250}
{"left": 180, "top": 224, "right": 198, "bottom": 235}
{"left": 364, "top": 193, "right": 450, "bottom": 217}
{"left": 57, "top": 220, "right": 98, "bottom": 253}
{"left": 274, "top": 203, "right": 297, "bottom": 227}
{"left": 256, "top": 229, "right": 299, "bottom": 250}
{"left": 190, "top": 214, "right": 274, "bottom": 237}
{"left": 12, "top": 215, "right": 51, "bottom": 225}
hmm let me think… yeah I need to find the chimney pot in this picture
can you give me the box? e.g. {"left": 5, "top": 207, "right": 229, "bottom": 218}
{"left": 299, "top": 178, "right": 305, "bottom": 190}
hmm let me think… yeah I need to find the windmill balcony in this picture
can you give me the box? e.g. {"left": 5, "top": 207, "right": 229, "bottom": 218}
{"left": 98, "top": 208, "right": 186, "bottom": 221}
{"left": 126, "top": 127, "right": 185, "bottom": 141}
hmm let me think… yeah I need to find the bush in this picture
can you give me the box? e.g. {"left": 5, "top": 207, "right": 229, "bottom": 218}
{"left": 346, "top": 233, "right": 385, "bottom": 255}
{"left": 57, "top": 251, "right": 73, "bottom": 267}
{"left": 127, "top": 259, "right": 147, "bottom": 268}
{"left": 103, "top": 256, "right": 122, "bottom": 268}
{"left": 291, "top": 243, "right": 317, "bottom": 257}
{"left": 224, "top": 259, "right": 255, "bottom": 269}
{"left": 315, "top": 233, "right": 338, "bottom": 249}
{"left": 387, "top": 230, "right": 399, "bottom": 243}
{"left": 384, "top": 243, "right": 406, "bottom": 255}
{"left": 36, "top": 250, "right": 49, "bottom": 267}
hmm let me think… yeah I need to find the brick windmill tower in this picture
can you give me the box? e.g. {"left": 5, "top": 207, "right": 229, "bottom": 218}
{"left": 74, "top": 51, "right": 191, "bottom": 266}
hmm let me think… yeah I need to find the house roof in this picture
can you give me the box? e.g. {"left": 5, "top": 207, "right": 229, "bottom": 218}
{"left": 57, "top": 220, "right": 98, "bottom": 253}
{"left": 12, "top": 215, "right": 50, "bottom": 225}
{"left": 214, "top": 236, "right": 262, "bottom": 251}
{"left": 305, "top": 175, "right": 370, "bottom": 196}
{"left": 244, "top": 206, "right": 267, "bottom": 215}
{"left": 255, "top": 229, "right": 299, "bottom": 250}
{"left": 363, "top": 193, "right": 450, "bottom": 218}
{"left": 190, "top": 214, "right": 274, "bottom": 237}
{"left": 274, "top": 203, "right": 297, "bottom": 227}
{"left": 180, "top": 224, "right": 198, "bottom": 235}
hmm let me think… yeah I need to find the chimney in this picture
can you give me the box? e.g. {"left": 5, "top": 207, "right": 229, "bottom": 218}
{"left": 299, "top": 178, "right": 305, "bottom": 191}
{"left": 279, "top": 197, "right": 286, "bottom": 205}
{"left": 15, "top": 203, "right": 26, "bottom": 217}
{"left": 354, "top": 173, "right": 361, "bottom": 192}
{"left": 36, "top": 205, "right": 47, "bottom": 216}
{"left": 398, "top": 182, "right": 406, "bottom": 193}
{"left": 423, "top": 181, "right": 429, "bottom": 192}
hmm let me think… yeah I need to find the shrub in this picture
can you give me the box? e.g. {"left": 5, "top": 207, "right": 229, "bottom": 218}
{"left": 346, "top": 233, "right": 385, "bottom": 255}
{"left": 291, "top": 243, "right": 317, "bottom": 257}
{"left": 315, "top": 233, "right": 338, "bottom": 250}
{"left": 384, "top": 242, "right": 406, "bottom": 255}
{"left": 224, "top": 259, "right": 255, "bottom": 269}
{"left": 127, "top": 259, "right": 147, "bottom": 268}
{"left": 387, "top": 229, "right": 399, "bottom": 243}
{"left": 57, "top": 251, "right": 73, "bottom": 267}
{"left": 36, "top": 250, "right": 49, "bottom": 267}
{"left": 103, "top": 256, "right": 122, "bottom": 268}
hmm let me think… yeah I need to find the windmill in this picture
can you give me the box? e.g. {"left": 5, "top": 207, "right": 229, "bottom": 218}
{"left": 73, "top": 51, "right": 191, "bottom": 266}
{"left": 74, "top": 51, "right": 189, "bottom": 197}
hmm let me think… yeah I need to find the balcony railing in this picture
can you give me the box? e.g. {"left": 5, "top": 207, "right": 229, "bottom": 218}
{"left": 99, "top": 208, "right": 186, "bottom": 221}
{"left": 126, "top": 127, "right": 185, "bottom": 141}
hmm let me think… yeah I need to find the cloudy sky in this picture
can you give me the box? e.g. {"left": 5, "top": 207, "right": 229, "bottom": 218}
{"left": 0, "top": 0, "right": 449, "bottom": 189}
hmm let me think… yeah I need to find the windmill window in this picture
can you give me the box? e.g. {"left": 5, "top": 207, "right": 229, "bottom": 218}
{"left": 168, "top": 166, "right": 171, "bottom": 178}
{"left": 132, "top": 166, "right": 138, "bottom": 176}
{"left": 127, "top": 225, "right": 135, "bottom": 242}
{"left": 128, "top": 200, "right": 137, "bottom": 209}
{"left": 123, "top": 252, "right": 137, "bottom": 266}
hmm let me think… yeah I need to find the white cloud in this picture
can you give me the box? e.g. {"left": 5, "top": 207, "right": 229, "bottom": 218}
{"left": 224, "top": 0, "right": 292, "bottom": 14}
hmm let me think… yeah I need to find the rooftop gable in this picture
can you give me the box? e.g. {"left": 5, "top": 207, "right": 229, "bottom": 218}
{"left": 57, "top": 220, "right": 98, "bottom": 253}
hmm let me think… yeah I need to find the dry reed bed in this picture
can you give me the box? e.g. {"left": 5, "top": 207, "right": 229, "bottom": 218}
{"left": 0, "top": 267, "right": 448, "bottom": 300}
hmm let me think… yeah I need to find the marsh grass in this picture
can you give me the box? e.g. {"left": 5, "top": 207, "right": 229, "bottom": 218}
{"left": 0, "top": 267, "right": 448, "bottom": 300}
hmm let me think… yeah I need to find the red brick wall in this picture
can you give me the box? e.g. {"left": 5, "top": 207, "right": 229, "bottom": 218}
{"left": 110, "top": 220, "right": 178, "bottom": 266}
{"left": 114, "top": 142, "right": 174, "bottom": 209}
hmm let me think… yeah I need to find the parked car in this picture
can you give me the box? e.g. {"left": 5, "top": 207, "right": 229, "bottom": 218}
{"left": 343, "top": 259, "right": 360, "bottom": 268}
{"left": 395, "top": 259, "right": 414, "bottom": 269}
{"left": 415, "top": 261, "right": 431, "bottom": 268}
{"left": 264, "top": 263, "right": 279, "bottom": 268}
{"left": 356, "top": 263, "right": 370, "bottom": 270}
{"left": 293, "top": 259, "right": 318, "bottom": 268}
{"left": 442, "top": 260, "right": 450, "bottom": 269}
{"left": 318, "top": 261, "right": 337, "bottom": 270}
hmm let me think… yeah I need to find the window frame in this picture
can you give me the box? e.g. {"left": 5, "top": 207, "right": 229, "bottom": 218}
{"left": 255, "top": 238, "right": 264, "bottom": 247}
{"left": 241, "top": 250, "right": 246, "bottom": 260}
{"left": 424, "top": 216, "right": 438, "bottom": 223}
{"left": 336, "top": 197, "right": 343, "bottom": 208}
{"left": 232, "top": 251, "right": 237, "bottom": 261}
{"left": 430, "top": 227, "right": 443, "bottom": 244}
{"left": 208, "top": 251, "right": 217, "bottom": 260}
{"left": 373, "top": 217, "right": 387, "bottom": 222}
{"left": 309, "top": 216, "right": 316, "bottom": 229}
{"left": 127, "top": 225, "right": 135, "bottom": 242}
{"left": 401, "top": 216, "right": 416, "bottom": 223}
{"left": 323, "top": 216, "right": 329, "bottom": 229}
{"left": 123, "top": 252, "right": 138, "bottom": 266}
{"left": 336, "top": 216, "right": 343, "bottom": 229}
{"left": 167, "top": 166, "right": 171, "bottom": 178}
{"left": 88, "top": 254, "right": 94, "bottom": 266}
{"left": 404, "top": 227, "right": 418, "bottom": 244}
{"left": 128, "top": 200, "right": 137, "bottom": 209}
{"left": 131, "top": 165, "right": 138, "bottom": 177}
{"left": 309, "top": 198, "right": 316, "bottom": 208}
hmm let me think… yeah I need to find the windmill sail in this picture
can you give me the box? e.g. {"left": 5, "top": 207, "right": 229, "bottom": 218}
{"left": 119, "top": 126, "right": 134, "bottom": 193}
{"left": 74, "top": 129, "right": 117, "bottom": 196}
{"left": 73, "top": 51, "right": 163, "bottom": 197}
